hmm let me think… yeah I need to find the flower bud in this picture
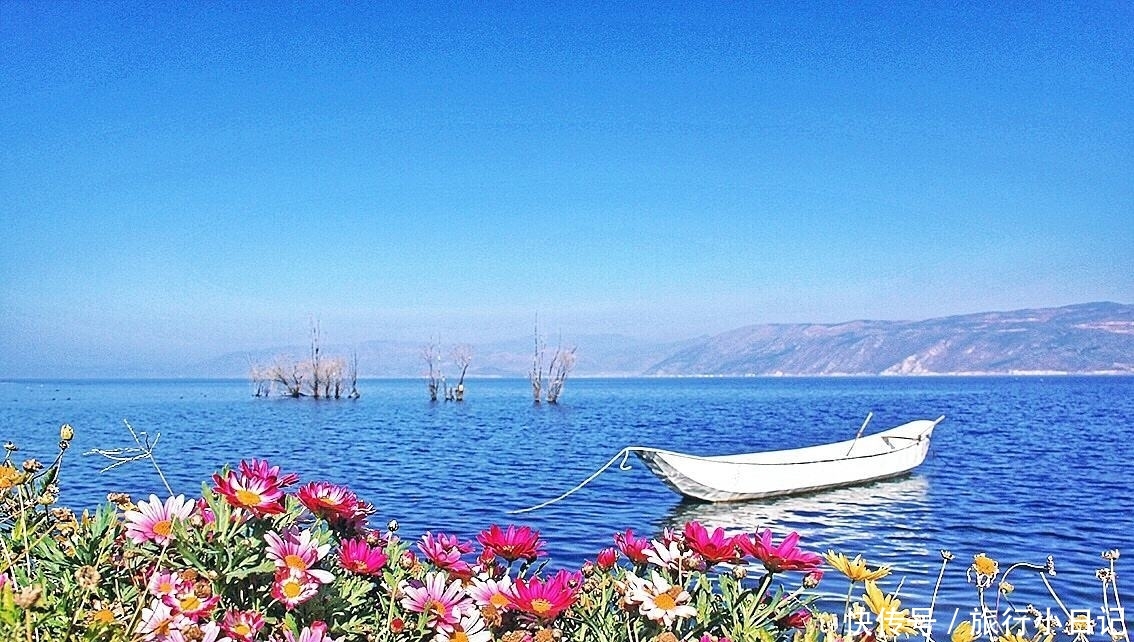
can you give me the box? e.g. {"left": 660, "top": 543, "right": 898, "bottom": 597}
{"left": 75, "top": 565, "right": 100, "bottom": 590}
{"left": 731, "top": 565, "right": 748, "bottom": 580}
{"left": 59, "top": 424, "right": 74, "bottom": 442}
{"left": 21, "top": 459, "right": 43, "bottom": 473}
{"left": 14, "top": 586, "right": 42, "bottom": 609}
{"left": 803, "top": 569, "right": 824, "bottom": 588}
{"left": 387, "top": 519, "right": 399, "bottom": 533}
{"left": 4, "top": 441, "right": 17, "bottom": 452}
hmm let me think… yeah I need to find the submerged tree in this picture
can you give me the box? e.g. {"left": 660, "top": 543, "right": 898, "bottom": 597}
{"left": 423, "top": 341, "right": 443, "bottom": 402}
{"left": 530, "top": 320, "right": 577, "bottom": 404}
{"left": 423, "top": 340, "right": 473, "bottom": 401}
{"left": 250, "top": 321, "right": 359, "bottom": 399}
{"left": 452, "top": 344, "right": 473, "bottom": 402}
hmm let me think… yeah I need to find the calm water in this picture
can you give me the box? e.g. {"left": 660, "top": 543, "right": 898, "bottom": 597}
{"left": 3, "top": 376, "right": 1132, "bottom": 630}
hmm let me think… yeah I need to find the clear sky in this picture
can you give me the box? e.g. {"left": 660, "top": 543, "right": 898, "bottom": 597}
{"left": 1, "top": 2, "right": 1131, "bottom": 377}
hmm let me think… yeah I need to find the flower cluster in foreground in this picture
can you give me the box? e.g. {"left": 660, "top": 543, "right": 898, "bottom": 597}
{"left": 1, "top": 429, "right": 1126, "bottom": 642}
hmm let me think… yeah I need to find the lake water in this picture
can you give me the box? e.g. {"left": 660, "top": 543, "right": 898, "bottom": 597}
{"left": 3, "top": 376, "right": 1132, "bottom": 634}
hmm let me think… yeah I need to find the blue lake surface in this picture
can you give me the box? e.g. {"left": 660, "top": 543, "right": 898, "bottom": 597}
{"left": 3, "top": 376, "right": 1132, "bottom": 631}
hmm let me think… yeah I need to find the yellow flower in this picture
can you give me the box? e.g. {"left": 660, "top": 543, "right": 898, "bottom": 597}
{"left": 972, "top": 553, "right": 999, "bottom": 577}
{"left": 863, "top": 580, "right": 918, "bottom": 639}
{"left": 825, "top": 550, "right": 892, "bottom": 582}
{"left": 951, "top": 621, "right": 976, "bottom": 642}
{"left": 0, "top": 465, "right": 25, "bottom": 490}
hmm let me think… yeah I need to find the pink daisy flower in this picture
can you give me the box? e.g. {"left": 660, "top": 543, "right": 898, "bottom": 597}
{"left": 265, "top": 528, "right": 335, "bottom": 584}
{"left": 147, "top": 569, "right": 189, "bottom": 598}
{"left": 124, "top": 494, "right": 195, "bottom": 546}
{"left": 400, "top": 571, "right": 473, "bottom": 631}
{"left": 239, "top": 458, "right": 299, "bottom": 487}
{"left": 614, "top": 528, "right": 651, "bottom": 564}
{"left": 477, "top": 524, "right": 546, "bottom": 563}
{"left": 139, "top": 597, "right": 192, "bottom": 640}
{"left": 297, "top": 481, "right": 360, "bottom": 521}
{"left": 736, "top": 529, "right": 822, "bottom": 573}
{"left": 162, "top": 581, "right": 221, "bottom": 620}
{"left": 282, "top": 620, "right": 339, "bottom": 642}
{"left": 418, "top": 532, "right": 474, "bottom": 578}
{"left": 212, "top": 469, "right": 287, "bottom": 516}
{"left": 271, "top": 568, "right": 321, "bottom": 610}
{"left": 595, "top": 547, "right": 619, "bottom": 570}
{"left": 466, "top": 574, "right": 514, "bottom": 612}
{"left": 221, "top": 609, "right": 265, "bottom": 642}
{"left": 507, "top": 569, "right": 579, "bottom": 623}
{"left": 338, "top": 537, "right": 388, "bottom": 576}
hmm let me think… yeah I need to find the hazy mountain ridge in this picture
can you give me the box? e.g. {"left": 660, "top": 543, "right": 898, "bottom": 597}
{"left": 644, "top": 302, "right": 1134, "bottom": 375}
{"left": 193, "top": 302, "right": 1133, "bottom": 378}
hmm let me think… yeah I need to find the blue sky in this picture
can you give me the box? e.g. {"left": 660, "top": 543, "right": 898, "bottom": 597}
{"left": 1, "top": 2, "right": 1131, "bottom": 376}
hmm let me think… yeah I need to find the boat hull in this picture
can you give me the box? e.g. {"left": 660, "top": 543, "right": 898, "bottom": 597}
{"left": 634, "top": 417, "right": 940, "bottom": 502}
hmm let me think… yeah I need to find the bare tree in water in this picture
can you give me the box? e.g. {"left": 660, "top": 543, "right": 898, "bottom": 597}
{"left": 423, "top": 341, "right": 443, "bottom": 402}
{"left": 545, "top": 342, "right": 577, "bottom": 404}
{"left": 529, "top": 322, "right": 544, "bottom": 403}
{"left": 347, "top": 351, "right": 360, "bottom": 399}
{"left": 452, "top": 344, "right": 473, "bottom": 401}
{"left": 251, "top": 321, "right": 359, "bottom": 399}
{"left": 529, "top": 320, "right": 577, "bottom": 404}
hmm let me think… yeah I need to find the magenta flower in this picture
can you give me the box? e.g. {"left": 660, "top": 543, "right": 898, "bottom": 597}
{"left": 507, "top": 569, "right": 580, "bottom": 623}
{"left": 212, "top": 470, "right": 286, "bottom": 516}
{"left": 338, "top": 537, "right": 388, "bottom": 576}
{"left": 595, "top": 547, "right": 619, "bottom": 570}
{"left": 418, "top": 532, "right": 474, "bottom": 577}
{"left": 614, "top": 528, "right": 651, "bottom": 564}
{"left": 684, "top": 521, "right": 740, "bottom": 565}
{"left": 477, "top": 524, "right": 546, "bottom": 563}
{"left": 400, "top": 571, "right": 473, "bottom": 630}
{"left": 239, "top": 458, "right": 299, "bottom": 487}
{"left": 123, "top": 494, "right": 194, "bottom": 546}
{"left": 736, "top": 529, "right": 822, "bottom": 573}
{"left": 297, "top": 481, "right": 361, "bottom": 522}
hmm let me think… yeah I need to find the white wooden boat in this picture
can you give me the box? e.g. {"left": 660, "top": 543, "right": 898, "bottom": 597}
{"left": 631, "top": 416, "right": 943, "bottom": 502}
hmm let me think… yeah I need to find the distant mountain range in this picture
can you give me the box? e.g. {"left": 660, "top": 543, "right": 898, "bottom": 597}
{"left": 194, "top": 302, "right": 1134, "bottom": 378}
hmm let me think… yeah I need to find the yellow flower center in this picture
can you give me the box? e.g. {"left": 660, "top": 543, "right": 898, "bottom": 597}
{"left": 490, "top": 592, "right": 510, "bottom": 608}
{"left": 282, "top": 580, "right": 302, "bottom": 598}
{"left": 152, "top": 520, "right": 173, "bottom": 537}
{"left": 654, "top": 592, "right": 677, "bottom": 610}
{"left": 425, "top": 599, "right": 447, "bottom": 616}
{"left": 284, "top": 554, "right": 307, "bottom": 570}
{"left": 353, "top": 560, "right": 370, "bottom": 572}
{"left": 235, "top": 489, "right": 262, "bottom": 506}
{"left": 92, "top": 609, "right": 116, "bottom": 624}
{"left": 530, "top": 598, "right": 552, "bottom": 615}
{"left": 452, "top": 632, "right": 469, "bottom": 642}
{"left": 179, "top": 595, "right": 201, "bottom": 612}
{"left": 233, "top": 623, "right": 252, "bottom": 636}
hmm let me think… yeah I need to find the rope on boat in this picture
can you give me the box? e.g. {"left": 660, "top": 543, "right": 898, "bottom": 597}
{"left": 509, "top": 447, "right": 641, "bottom": 514}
